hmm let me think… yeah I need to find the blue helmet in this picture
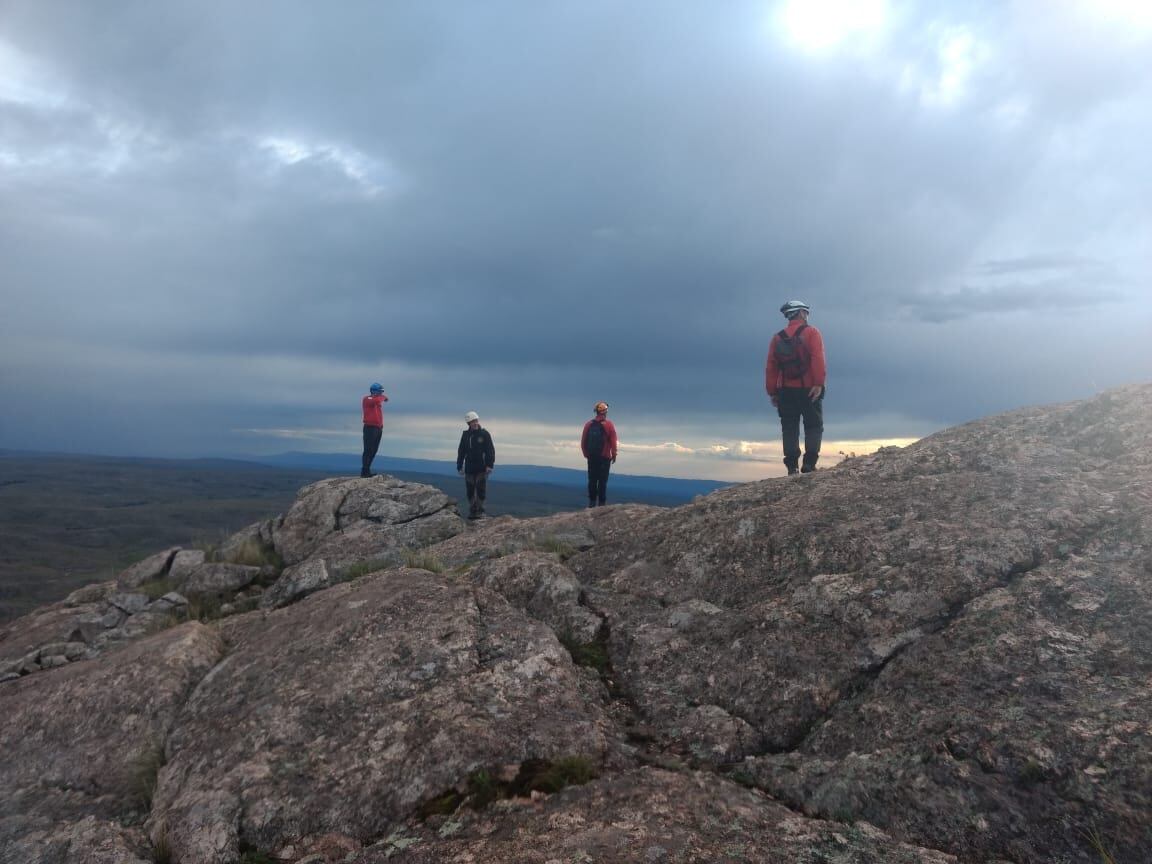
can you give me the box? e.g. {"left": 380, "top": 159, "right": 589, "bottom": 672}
{"left": 369, "top": 382, "right": 384, "bottom": 394}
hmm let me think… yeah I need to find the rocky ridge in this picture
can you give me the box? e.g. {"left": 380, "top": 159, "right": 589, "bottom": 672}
{"left": 1, "top": 384, "right": 1149, "bottom": 863}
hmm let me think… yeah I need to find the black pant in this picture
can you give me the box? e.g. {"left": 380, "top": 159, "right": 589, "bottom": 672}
{"left": 777, "top": 387, "right": 824, "bottom": 471}
{"left": 361, "top": 424, "right": 382, "bottom": 475}
{"left": 587, "top": 456, "right": 611, "bottom": 505}
{"left": 465, "top": 472, "right": 488, "bottom": 512}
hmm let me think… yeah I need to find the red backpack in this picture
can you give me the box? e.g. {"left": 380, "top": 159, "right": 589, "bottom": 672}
{"left": 773, "top": 324, "right": 810, "bottom": 379}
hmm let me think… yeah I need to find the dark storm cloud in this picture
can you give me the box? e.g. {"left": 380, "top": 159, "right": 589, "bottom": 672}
{"left": 1, "top": 0, "right": 1150, "bottom": 467}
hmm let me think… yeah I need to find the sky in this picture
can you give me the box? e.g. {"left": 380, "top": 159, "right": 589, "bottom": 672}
{"left": 1, "top": 0, "right": 1149, "bottom": 482}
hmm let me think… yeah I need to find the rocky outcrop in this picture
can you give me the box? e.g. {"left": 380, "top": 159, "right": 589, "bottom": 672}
{"left": 0, "top": 384, "right": 1149, "bottom": 864}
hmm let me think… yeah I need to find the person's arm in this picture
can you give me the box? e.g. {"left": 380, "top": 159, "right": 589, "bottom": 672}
{"left": 609, "top": 422, "right": 618, "bottom": 463}
{"left": 806, "top": 328, "right": 826, "bottom": 399}
{"left": 485, "top": 433, "right": 495, "bottom": 472}
{"left": 456, "top": 432, "right": 466, "bottom": 473}
{"left": 765, "top": 335, "right": 780, "bottom": 405}
{"left": 580, "top": 422, "right": 589, "bottom": 459}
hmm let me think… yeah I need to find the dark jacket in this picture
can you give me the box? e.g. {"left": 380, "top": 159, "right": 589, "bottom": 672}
{"left": 457, "top": 426, "right": 495, "bottom": 474}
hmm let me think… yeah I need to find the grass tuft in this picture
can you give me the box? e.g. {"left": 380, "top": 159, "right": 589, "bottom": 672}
{"left": 130, "top": 743, "right": 166, "bottom": 811}
{"left": 533, "top": 535, "right": 576, "bottom": 560}
{"left": 403, "top": 550, "right": 445, "bottom": 573}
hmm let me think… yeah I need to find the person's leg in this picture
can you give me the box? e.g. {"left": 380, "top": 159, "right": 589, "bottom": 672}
{"left": 362, "top": 425, "right": 382, "bottom": 477}
{"left": 465, "top": 473, "right": 479, "bottom": 516}
{"left": 597, "top": 458, "right": 611, "bottom": 505}
{"left": 586, "top": 459, "right": 598, "bottom": 507}
{"left": 475, "top": 471, "right": 488, "bottom": 513}
{"left": 800, "top": 389, "right": 825, "bottom": 472}
{"left": 777, "top": 390, "right": 802, "bottom": 474}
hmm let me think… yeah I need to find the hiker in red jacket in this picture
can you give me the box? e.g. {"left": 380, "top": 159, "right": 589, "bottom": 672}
{"left": 765, "top": 300, "right": 826, "bottom": 475}
{"left": 581, "top": 401, "right": 618, "bottom": 507}
{"left": 361, "top": 382, "right": 389, "bottom": 478}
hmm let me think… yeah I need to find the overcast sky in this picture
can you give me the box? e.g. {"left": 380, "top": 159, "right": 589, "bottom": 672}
{"left": 1, "top": 0, "right": 1149, "bottom": 481}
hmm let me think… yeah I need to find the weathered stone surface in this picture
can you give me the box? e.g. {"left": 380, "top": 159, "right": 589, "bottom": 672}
{"left": 357, "top": 767, "right": 956, "bottom": 864}
{"left": 107, "top": 592, "right": 151, "bottom": 615}
{"left": 424, "top": 504, "right": 660, "bottom": 569}
{"left": 558, "top": 382, "right": 1152, "bottom": 862}
{"left": 0, "top": 624, "right": 225, "bottom": 856}
{"left": 65, "top": 580, "right": 118, "bottom": 606}
{"left": 271, "top": 475, "right": 459, "bottom": 566}
{"left": 168, "top": 549, "right": 206, "bottom": 585}
{"left": 116, "top": 547, "right": 180, "bottom": 589}
{"left": 179, "top": 562, "right": 263, "bottom": 595}
{"left": 0, "top": 815, "right": 152, "bottom": 864}
{"left": 260, "top": 558, "right": 331, "bottom": 609}
{"left": 305, "top": 508, "right": 462, "bottom": 577}
{"left": 469, "top": 551, "right": 603, "bottom": 644}
{"left": 0, "top": 600, "right": 107, "bottom": 664}
{"left": 149, "top": 569, "right": 611, "bottom": 864}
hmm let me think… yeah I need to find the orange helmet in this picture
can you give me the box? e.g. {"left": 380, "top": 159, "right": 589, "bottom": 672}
{"left": 594, "top": 401, "right": 609, "bottom": 414}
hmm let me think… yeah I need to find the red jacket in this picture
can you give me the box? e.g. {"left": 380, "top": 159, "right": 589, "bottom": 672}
{"left": 765, "top": 319, "right": 826, "bottom": 397}
{"left": 581, "top": 418, "right": 618, "bottom": 460}
{"left": 362, "top": 393, "right": 388, "bottom": 427}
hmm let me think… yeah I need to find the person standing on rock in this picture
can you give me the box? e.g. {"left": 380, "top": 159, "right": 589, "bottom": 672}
{"left": 581, "top": 401, "right": 618, "bottom": 508}
{"left": 457, "top": 411, "right": 495, "bottom": 519}
{"left": 765, "top": 300, "right": 826, "bottom": 475}
{"left": 361, "top": 383, "right": 389, "bottom": 478}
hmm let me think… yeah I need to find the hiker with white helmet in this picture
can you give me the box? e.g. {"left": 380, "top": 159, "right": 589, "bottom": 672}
{"left": 765, "top": 300, "right": 827, "bottom": 475}
{"left": 581, "top": 401, "right": 618, "bottom": 507}
{"left": 360, "top": 382, "right": 389, "bottom": 478}
{"left": 456, "top": 411, "right": 495, "bottom": 519}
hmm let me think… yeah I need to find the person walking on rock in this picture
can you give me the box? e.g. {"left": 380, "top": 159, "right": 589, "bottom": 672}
{"left": 765, "top": 300, "right": 826, "bottom": 475}
{"left": 457, "top": 411, "right": 495, "bottom": 519}
{"left": 361, "top": 383, "right": 389, "bottom": 478}
{"left": 581, "top": 401, "right": 618, "bottom": 508}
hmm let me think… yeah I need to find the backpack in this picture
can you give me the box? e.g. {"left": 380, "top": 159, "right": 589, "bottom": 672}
{"left": 773, "top": 324, "right": 810, "bottom": 379}
{"left": 585, "top": 420, "right": 606, "bottom": 457}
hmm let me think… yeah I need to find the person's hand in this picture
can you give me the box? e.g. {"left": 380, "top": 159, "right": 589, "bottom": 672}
{"left": 770, "top": 394, "right": 779, "bottom": 408}
{"left": 486, "top": 467, "right": 493, "bottom": 474}
{"left": 808, "top": 386, "right": 823, "bottom": 400}
{"left": 611, "top": 455, "right": 617, "bottom": 464}
{"left": 457, "top": 469, "right": 464, "bottom": 476}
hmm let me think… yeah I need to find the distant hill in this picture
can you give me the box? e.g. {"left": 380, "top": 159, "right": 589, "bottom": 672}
{"left": 254, "top": 451, "right": 731, "bottom": 499}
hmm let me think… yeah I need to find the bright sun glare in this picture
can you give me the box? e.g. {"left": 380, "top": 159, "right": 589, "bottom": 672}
{"left": 777, "top": 0, "right": 889, "bottom": 53}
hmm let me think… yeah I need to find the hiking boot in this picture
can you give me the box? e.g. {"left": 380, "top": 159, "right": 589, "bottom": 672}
{"left": 360, "top": 471, "right": 373, "bottom": 478}
{"left": 787, "top": 468, "right": 799, "bottom": 476}
{"left": 800, "top": 465, "right": 816, "bottom": 474}
{"left": 588, "top": 500, "right": 596, "bottom": 509}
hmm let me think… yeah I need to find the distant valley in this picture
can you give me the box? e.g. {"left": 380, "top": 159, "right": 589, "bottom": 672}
{"left": 0, "top": 450, "right": 728, "bottom": 622}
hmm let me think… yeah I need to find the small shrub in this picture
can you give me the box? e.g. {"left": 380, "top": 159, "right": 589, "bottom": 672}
{"left": 130, "top": 743, "right": 166, "bottom": 811}
{"left": 418, "top": 790, "right": 462, "bottom": 819}
{"left": 534, "top": 535, "right": 576, "bottom": 560}
{"left": 560, "top": 633, "right": 610, "bottom": 674}
{"left": 222, "top": 538, "right": 283, "bottom": 571}
{"left": 514, "top": 756, "right": 599, "bottom": 794}
{"left": 186, "top": 593, "right": 225, "bottom": 622}
{"left": 403, "top": 550, "right": 445, "bottom": 573}
{"left": 467, "top": 767, "right": 498, "bottom": 809}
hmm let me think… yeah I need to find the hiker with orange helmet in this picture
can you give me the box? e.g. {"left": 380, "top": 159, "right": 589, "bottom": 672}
{"left": 581, "top": 401, "right": 618, "bottom": 507}
{"left": 765, "top": 300, "right": 826, "bottom": 475}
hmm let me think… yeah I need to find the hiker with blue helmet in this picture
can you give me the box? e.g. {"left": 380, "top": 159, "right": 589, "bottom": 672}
{"left": 765, "top": 300, "right": 826, "bottom": 475}
{"left": 360, "top": 383, "right": 389, "bottom": 478}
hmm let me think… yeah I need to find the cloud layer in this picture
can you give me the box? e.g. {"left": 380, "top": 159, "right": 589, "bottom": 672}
{"left": 2, "top": 0, "right": 1149, "bottom": 479}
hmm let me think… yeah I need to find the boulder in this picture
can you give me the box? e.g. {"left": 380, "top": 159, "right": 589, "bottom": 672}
{"left": 168, "top": 550, "right": 206, "bottom": 586}
{"left": 116, "top": 547, "right": 180, "bottom": 589}
{"left": 149, "top": 569, "right": 611, "bottom": 864}
{"left": 469, "top": 551, "right": 603, "bottom": 644}
{"left": 179, "top": 563, "right": 264, "bottom": 595}
{"left": 0, "top": 624, "right": 225, "bottom": 856}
